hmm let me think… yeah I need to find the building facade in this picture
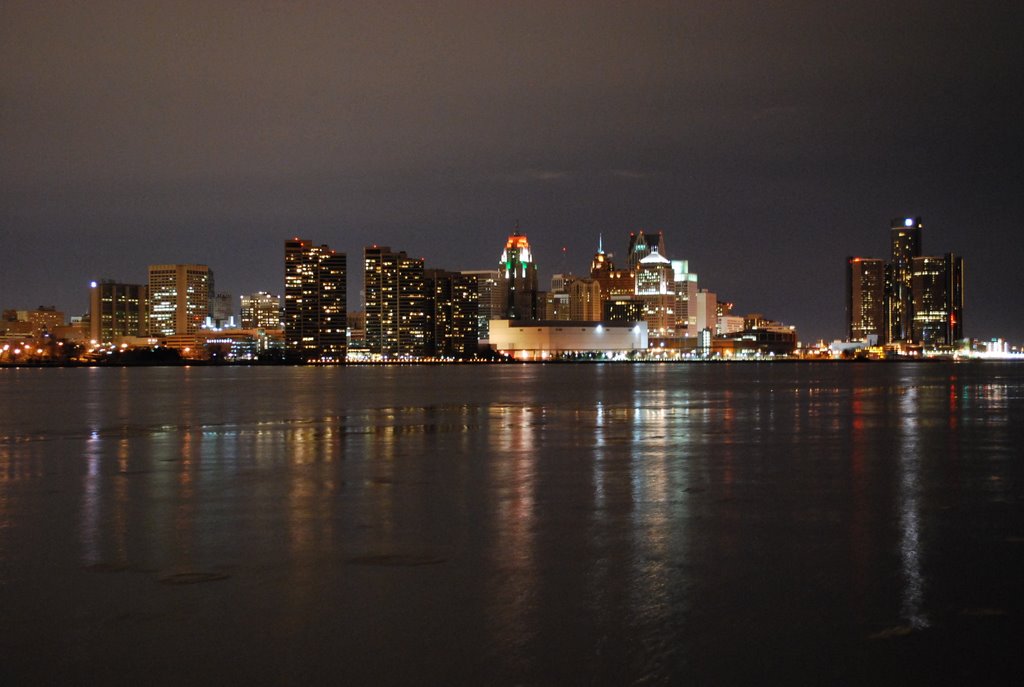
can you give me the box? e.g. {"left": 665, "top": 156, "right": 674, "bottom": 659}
{"left": 364, "top": 246, "right": 428, "bottom": 358}
{"left": 912, "top": 253, "right": 964, "bottom": 346}
{"left": 886, "top": 217, "right": 922, "bottom": 343}
{"left": 284, "top": 239, "right": 347, "bottom": 362}
{"left": 499, "top": 230, "right": 540, "bottom": 320}
{"left": 89, "top": 280, "right": 148, "bottom": 342}
{"left": 425, "top": 269, "right": 479, "bottom": 358}
{"left": 846, "top": 257, "right": 886, "bottom": 342}
{"left": 148, "top": 264, "right": 213, "bottom": 337}
{"left": 240, "top": 291, "right": 283, "bottom": 330}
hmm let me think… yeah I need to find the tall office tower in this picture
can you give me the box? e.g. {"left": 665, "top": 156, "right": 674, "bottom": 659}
{"left": 284, "top": 239, "right": 347, "bottom": 362}
{"left": 148, "top": 264, "right": 213, "bottom": 336}
{"left": 498, "top": 230, "right": 539, "bottom": 320}
{"left": 89, "top": 280, "right": 149, "bottom": 342}
{"left": 425, "top": 269, "right": 479, "bottom": 358}
{"left": 364, "top": 246, "right": 428, "bottom": 358}
{"left": 671, "top": 259, "right": 699, "bottom": 337}
{"left": 461, "top": 269, "right": 503, "bottom": 341}
{"left": 912, "top": 253, "right": 964, "bottom": 346}
{"left": 694, "top": 289, "right": 718, "bottom": 333}
{"left": 886, "top": 217, "right": 923, "bottom": 343}
{"left": 846, "top": 257, "right": 886, "bottom": 342}
{"left": 590, "top": 238, "right": 635, "bottom": 302}
{"left": 635, "top": 248, "right": 676, "bottom": 336}
{"left": 626, "top": 230, "right": 666, "bottom": 271}
{"left": 240, "top": 291, "right": 283, "bottom": 329}
{"left": 568, "top": 278, "right": 602, "bottom": 321}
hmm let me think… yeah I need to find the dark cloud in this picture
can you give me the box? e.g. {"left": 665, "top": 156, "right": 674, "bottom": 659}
{"left": 2, "top": 1, "right": 1022, "bottom": 341}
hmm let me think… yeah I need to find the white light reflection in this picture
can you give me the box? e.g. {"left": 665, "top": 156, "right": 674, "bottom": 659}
{"left": 897, "top": 385, "right": 928, "bottom": 629}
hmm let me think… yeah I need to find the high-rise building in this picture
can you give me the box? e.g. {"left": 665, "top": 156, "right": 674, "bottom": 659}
{"left": 635, "top": 247, "right": 675, "bottom": 337}
{"left": 568, "top": 278, "right": 602, "bottom": 321}
{"left": 425, "top": 269, "right": 479, "bottom": 358}
{"left": 364, "top": 246, "right": 428, "bottom": 358}
{"left": 240, "top": 291, "right": 283, "bottom": 329}
{"left": 886, "top": 217, "right": 922, "bottom": 343}
{"left": 846, "top": 257, "right": 886, "bottom": 342}
{"left": 89, "top": 280, "right": 148, "bottom": 342}
{"left": 499, "top": 229, "right": 540, "bottom": 320}
{"left": 284, "top": 239, "right": 347, "bottom": 362}
{"left": 912, "top": 253, "right": 963, "bottom": 346}
{"left": 694, "top": 289, "right": 718, "bottom": 334}
{"left": 462, "top": 269, "right": 503, "bottom": 341}
{"left": 148, "top": 264, "right": 213, "bottom": 337}
{"left": 626, "top": 230, "right": 666, "bottom": 271}
{"left": 671, "top": 259, "right": 699, "bottom": 337}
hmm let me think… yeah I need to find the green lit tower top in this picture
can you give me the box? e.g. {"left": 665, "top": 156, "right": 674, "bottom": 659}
{"left": 499, "top": 227, "right": 539, "bottom": 320}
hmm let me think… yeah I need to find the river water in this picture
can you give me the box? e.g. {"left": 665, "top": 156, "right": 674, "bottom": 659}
{"left": 1, "top": 363, "right": 1022, "bottom": 684}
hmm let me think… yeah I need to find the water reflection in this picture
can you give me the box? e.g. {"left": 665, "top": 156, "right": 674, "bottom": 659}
{"left": 897, "top": 383, "right": 928, "bottom": 629}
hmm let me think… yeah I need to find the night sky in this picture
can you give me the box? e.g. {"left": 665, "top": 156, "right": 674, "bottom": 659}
{"left": 2, "top": 1, "right": 1021, "bottom": 342}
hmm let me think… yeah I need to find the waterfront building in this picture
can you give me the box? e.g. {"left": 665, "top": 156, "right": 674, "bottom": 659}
{"left": 284, "top": 239, "right": 347, "bottom": 362}
{"left": 89, "top": 280, "right": 148, "bottom": 343}
{"left": 462, "top": 269, "right": 503, "bottom": 341}
{"left": 488, "top": 320, "right": 648, "bottom": 360}
{"left": 846, "top": 257, "right": 886, "bottom": 342}
{"left": 240, "top": 291, "right": 283, "bottom": 329}
{"left": 148, "top": 264, "right": 213, "bottom": 337}
{"left": 912, "top": 253, "right": 964, "bottom": 346}
{"left": 886, "top": 217, "right": 922, "bottom": 343}
{"left": 364, "top": 245, "right": 428, "bottom": 358}
{"left": 425, "top": 269, "right": 479, "bottom": 358}
{"left": 498, "top": 229, "right": 540, "bottom": 320}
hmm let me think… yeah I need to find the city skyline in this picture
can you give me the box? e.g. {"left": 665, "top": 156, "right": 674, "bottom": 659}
{"left": 2, "top": 3, "right": 1021, "bottom": 342}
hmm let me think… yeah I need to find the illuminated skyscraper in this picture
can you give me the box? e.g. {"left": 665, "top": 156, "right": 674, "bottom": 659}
{"left": 89, "top": 280, "right": 148, "bottom": 342}
{"left": 499, "top": 229, "right": 539, "bottom": 320}
{"left": 425, "top": 269, "right": 479, "bottom": 358}
{"left": 635, "top": 247, "right": 675, "bottom": 336}
{"left": 147, "top": 264, "right": 213, "bottom": 337}
{"left": 912, "top": 253, "right": 963, "bottom": 346}
{"left": 846, "top": 257, "right": 886, "bottom": 342}
{"left": 364, "top": 246, "right": 428, "bottom": 358}
{"left": 461, "top": 269, "right": 502, "bottom": 341}
{"left": 591, "top": 236, "right": 634, "bottom": 302}
{"left": 886, "top": 217, "right": 922, "bottom": 343}
{"left": 240, "top": 291, "right": 283, "bottom": 329}
{"left": 626, "top": 230, "right": 666, "bottom": 271}
{"left": 284, "top": 239, "right": 347, "bottom": 362}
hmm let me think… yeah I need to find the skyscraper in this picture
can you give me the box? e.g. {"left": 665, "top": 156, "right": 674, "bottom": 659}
{"left": 461, "top": 269, "right": 503, "bottom": 341}
{"left": 89, "top": 280, "right": 149, "bottom": 343}
{"left": 912, "top": 253, "right": 964, "bottom": 346}
{"left": 147, "top": 264, "right": 213, "bottom": 337}
{"left": 284, "top": 239, "right": 347, "bottom": 362}
{"left": 846, "top": 257, "right": 886, "bottom": 342}
{"left": 240, "top": 291, "right": 283, "bottom": 329}
{"left": 886, "top": 217, "right": 922, "bottom": 343}
{"left": 626, "top": 230, "right": 666, "bottom": 271}
{"left": 364, "top": 246, "right": 428, "bottom": 358}
{"left": 425, "top": 269, "right": 479, "bottom": 358}
{"left": 635, "top": 247, "right": 675, "bottom": 336}
{"left": 498, "top": 229, "right": 539, "bottom": 320}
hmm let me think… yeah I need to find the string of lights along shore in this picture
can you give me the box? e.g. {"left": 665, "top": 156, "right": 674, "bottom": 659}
{"left": 2, "top": 216, "right": 1018, "bottom": 364}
